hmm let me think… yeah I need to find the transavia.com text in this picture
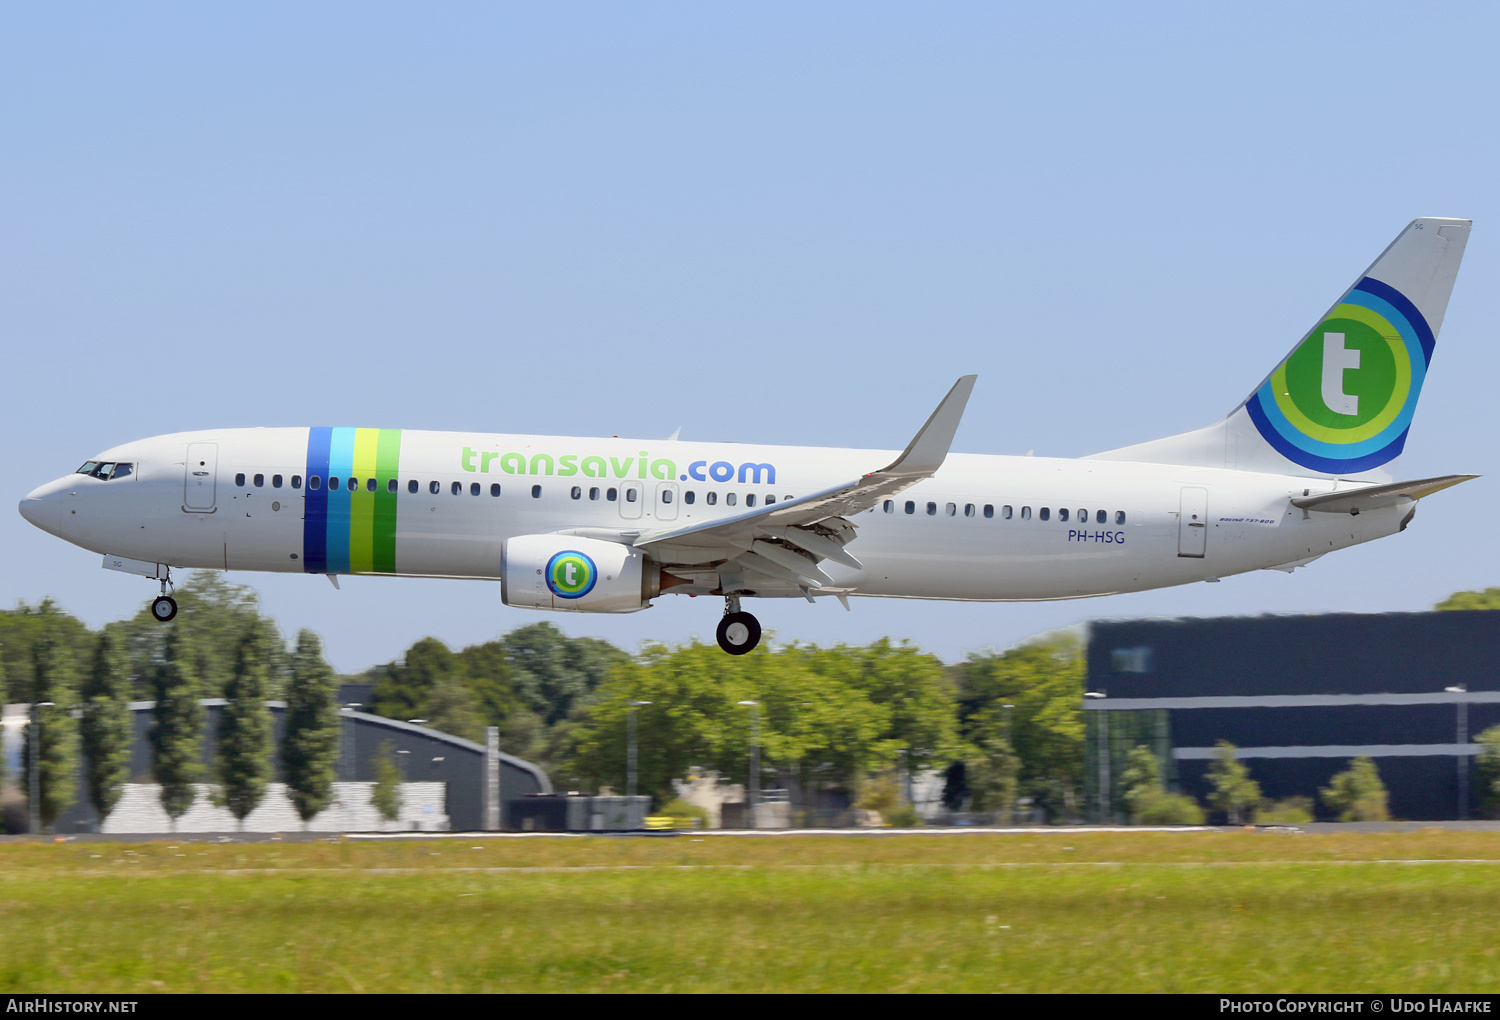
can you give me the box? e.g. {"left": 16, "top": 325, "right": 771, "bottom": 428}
{"left": 1223, "top": 1002, "right": 1492, "bottom": 1014}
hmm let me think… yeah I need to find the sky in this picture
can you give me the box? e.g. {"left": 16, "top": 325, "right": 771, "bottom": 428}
{"left": 4, "top": 2, "right": 1499, "bottom": 674}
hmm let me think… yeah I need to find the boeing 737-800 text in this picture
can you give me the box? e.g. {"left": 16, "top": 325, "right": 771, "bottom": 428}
{"left": 19, "top": 218, "right": 1476, "bottom": 653}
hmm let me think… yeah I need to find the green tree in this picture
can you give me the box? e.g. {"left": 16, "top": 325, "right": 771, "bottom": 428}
{"left": 503, "top": 623, "right": 628, "bottom": 725}
{"left": 282, "top": 630, "right": 339, "bottom": 826}
{"left": 1473, "top": 725, "right": 1500, "bottom": 819}
{"left": 150, "top": 626, "right": 205, "bottom": 828}
{"left": 371, "top": 636, "right": 457, "bottom": 723}
{"left": 1207, "top": 741, "right": 1261, "bottom": 824}
{"left": 118, "top": 573, "right": 283, "bottom": 699}
{"left": 1117, "top": 744, "right": 1205, "bottom": 824}
{"left": 22, "top": 633, "right": 80, "bottom": 831}
{"left": 370, "top": 740, "right": 403, "bottom": 825}
{"left": 1434, "top": 587, "right": 1500, "bottom": 612}
{"left": 0, "top": 598, "right": 93, "bottom": 704}
{"left": 1120, "top": 744, "right": 1164, "bottom": 823}
{"left": 218, "top": 624, "right": 276, "bottom": 828}
{"left": 567, "top": 639, "right": 896, "bottom": 803}
{"left": 1320, "top": 757, "right": 1390, "bottom": 822}
{"left": 948, "top": 632, "right": 1086, "bottom": 818}
{"left": 964, "top": 731, "right": 1021, "bottom": 821}
{"left": 79, "top": 626, "right": 133, "bottom": 823}
{"left": 426, "top": 675, "right": 483, "bottom": 742}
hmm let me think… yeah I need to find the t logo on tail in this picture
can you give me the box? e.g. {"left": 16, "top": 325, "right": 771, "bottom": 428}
{"left": 1320, "top": 331, "right": 1361, "bottom": 416}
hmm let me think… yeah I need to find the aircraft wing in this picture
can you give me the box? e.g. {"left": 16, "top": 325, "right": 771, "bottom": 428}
{"left": 631, "top": 375, "right": 977, "bottom": 590}
{"left": 1290, "top": 474, "right": 1479, "bottom": 514}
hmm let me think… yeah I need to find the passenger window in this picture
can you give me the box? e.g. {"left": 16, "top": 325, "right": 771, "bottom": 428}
{"left": 726, "top": 493, "right": 737, "bottom": 506}
{"left": 766, "top": 495, "right": 775, "bottom": 504}
{"left": 607, "top": 488, "right": 618, "bottom": 501}
{"left": 329, "top": 476, "right": 340, "bottom": 490}
{"left": 1021, "top": 506, "right": 1031, "bottom": 520}
{"left": 663, "top": 489, "right": 674, "bottom": 504}
{"left": 926, "top": 502, "right": 937, "bottom": 516}
{"left": 491, "top": 484, "right": 501, "bottom": 497}
{"left": 532, "top": 485, "right": 543, "bottom": 498}
{"left": 589, "top": 487, "right": 600, "bottom": 501}
{"left": 571, "top": 486, "right": 582, "bottom": 500}
{"left": 945, "top": 503, "right": 956, "bottom": 516}
{"left": 884, "top": 500, "right": 894, "bottom": 513}
{"left": 1098, "top": 509, "right": 1108, "bottom": 525}
{"left": 310, "top": 476, "right": 322, "bottom": 491}
{"left": 1039, "top": 507, "right": 1050, "bottom": 521}
{"left": 430, "top": 481, "right": 440, "bottom": 495}
{"left": 272, "top": 474, "right": 283, "bottom": 489}
{"left": 965, "top": 504, "right": 975, "bottom": 518}
{"left": 408, "top": 479, "right": 418, "bottom": 494}
{"left": 366, "top": 478, "right": 377, "bottom": 493}
{"left": 625, "top": 488, "right": 637, "bottom": 503}
{"left": 1058, "top": 508, "right": 1069, "bottom": 522}
{"left": 291, "top": 475, "right": 302, "bottom": 490}
{"left": 350, "top": 478, "right": 360, "bottom": 492}
{"left": 249, "top": 473, "right": 260, "bottom": 487}
{"left": 384, "top": 479, "right": 395, "bottom": 494}
{"left": 684, "top": 491, "right": 695, "bottom": 505}
{"left": 1115, "top": 510, "right": 1126, "bottom": 525}
{"left": 444, "top": 481, "right": 456, "bottom": 495}
{"left": 235, "top": 473, "right": 246, "bottom": 487}
{"left": 706, "top": 492, "right": 717, "bottom": 505}
{"left": 984, "top": 504, "right": 995, "bottom": 519}
{"left": 1000, "top": 505, "right": 1011, "bottom": 519}
{"left": 746, "top": 494, "right": 757, "bottom": 508}
{"left": 905, "top": 500, "right": 915, "bottom": 515}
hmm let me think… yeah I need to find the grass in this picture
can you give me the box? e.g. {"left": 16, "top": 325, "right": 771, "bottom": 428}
{"left": 1, "top": 831, "right": 1498, "bottom": 992}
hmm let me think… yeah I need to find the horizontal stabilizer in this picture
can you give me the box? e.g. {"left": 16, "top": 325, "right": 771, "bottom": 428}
{"left": 1291, "top": 474, "right": 1478, "bottom": 514}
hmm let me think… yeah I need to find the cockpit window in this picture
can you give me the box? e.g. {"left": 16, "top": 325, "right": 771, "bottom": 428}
{"left": 76, "top": 461, "right": 132, "bottom": 480}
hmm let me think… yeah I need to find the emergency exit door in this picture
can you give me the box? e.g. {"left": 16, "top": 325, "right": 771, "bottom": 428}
{"left": 1177, "top": 487, "right": 1207, "bottom": 558}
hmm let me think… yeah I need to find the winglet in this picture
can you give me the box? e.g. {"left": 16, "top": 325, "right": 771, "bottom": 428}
{"left": 877, "top": 375, "right": 977, "bottom": 478}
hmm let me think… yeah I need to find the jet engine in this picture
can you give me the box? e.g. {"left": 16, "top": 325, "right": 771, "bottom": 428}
{"left": 502, "top": 534, "right": 659, "bottom": 613}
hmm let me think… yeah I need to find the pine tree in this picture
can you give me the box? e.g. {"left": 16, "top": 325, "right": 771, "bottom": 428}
{"left": 23, "top": 633, "right": 80, "bottom": 831}
{"left": 80, "top": 628, "right": 133, "bottom": 823}
{"left": 218, "top": 624, "right": 275, "bottom": 829}
{"left": 282, "top": 630, "right": 339, "bottom": 827}
{"left": 151, "top": 626, "right": 204, "bottom": 829}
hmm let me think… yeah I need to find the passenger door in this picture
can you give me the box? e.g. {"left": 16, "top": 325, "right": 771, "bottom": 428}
{"left": 1177, "top": 487, "right": 1208, "bottom": 558}
{"left": 618, "top": 481, "right": 644, "bottom": 520}
{"left": 654, "top": 482, "right": 679, "bottom": 521}
{"left": 183, "top": 442, "right": 218, "bottom": 512}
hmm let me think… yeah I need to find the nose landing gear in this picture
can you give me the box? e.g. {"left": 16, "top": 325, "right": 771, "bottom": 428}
{"left": 716, "top": 595, "right": 761, "bottom": 655}
{"left": 150, "top": 570, "right": 177, "bottom": 623}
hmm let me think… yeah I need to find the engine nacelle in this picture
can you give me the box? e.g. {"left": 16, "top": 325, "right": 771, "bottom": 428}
{"left": 501, "top": 535, "right": 656, "bottom": 614}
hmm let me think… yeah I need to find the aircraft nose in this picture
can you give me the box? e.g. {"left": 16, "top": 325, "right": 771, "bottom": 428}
{"left": 19, "top": 484, "right": 64, "bottom": 538}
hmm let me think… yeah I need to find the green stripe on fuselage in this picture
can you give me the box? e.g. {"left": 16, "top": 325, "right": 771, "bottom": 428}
{"left": 373, "top": 428, "right": 402, "bottom": 574}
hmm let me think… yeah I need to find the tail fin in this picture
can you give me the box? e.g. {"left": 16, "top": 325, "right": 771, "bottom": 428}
{"left": 1090, "top": 217, "right": 1471, "bottom": 480}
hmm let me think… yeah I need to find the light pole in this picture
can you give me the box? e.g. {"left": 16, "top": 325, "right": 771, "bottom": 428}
{"left": 28, "top": 701, "right": 55, "bottom": 836}
{"left": 627, "top": 701, "right": 651, "bottom": 800}
{"left": 738, "top": 701, "right": 760, "bottom": 814}
{"left": 1085, "top": 692, "right": 1108, "bottom": 823}
{"left": 1446, "top": 685, "right": 1469, "bottom": 820}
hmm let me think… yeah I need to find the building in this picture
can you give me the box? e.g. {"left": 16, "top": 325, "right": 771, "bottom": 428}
{"left": 1, "top": 700, "right": 551, "bottom": 833}
{"left": 1084, "top": 611, "right": 1500, "bottom": 821}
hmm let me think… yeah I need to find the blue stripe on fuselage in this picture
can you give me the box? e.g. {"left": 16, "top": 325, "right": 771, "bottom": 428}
{"left": 303, "top": 427, "right": 332, "bottom": 573}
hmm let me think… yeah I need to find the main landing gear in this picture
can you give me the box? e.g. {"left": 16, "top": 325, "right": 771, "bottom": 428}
{"left": 716, "top": 595, "right": 761, "bottom": 655}
{"left": 150, "top": 570, "right": 177, "bottom": 623}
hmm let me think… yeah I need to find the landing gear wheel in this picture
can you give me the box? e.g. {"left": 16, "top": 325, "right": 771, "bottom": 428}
{"left": 151, "top": 595, "right": 178, "bottom": 622}
{"left": 716, "top": 611, "right": 761, "bottom": 655}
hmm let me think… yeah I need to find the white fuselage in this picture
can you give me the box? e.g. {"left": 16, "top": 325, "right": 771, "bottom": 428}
{"left": 19, "top": 427, "right": 1408, "bottom": 605}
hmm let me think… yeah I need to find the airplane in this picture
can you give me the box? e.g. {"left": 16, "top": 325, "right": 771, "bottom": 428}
{"left": 19, "top": 217, "right": 1476, "bottom": 655}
